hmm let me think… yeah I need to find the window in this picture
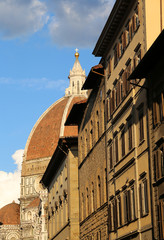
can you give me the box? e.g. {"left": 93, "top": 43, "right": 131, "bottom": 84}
{"left": 116, "top": 81, "right": 121, "bottom": 106}
{"left": 109, "top": 144, "right": 113, "bottom": 169}
{"left": 126, "top": 63, "right": 132, "bottom": 92}
{"left": 106, "top": 97, "right": 110, "bottom": 122}
{"left": 128, "top": 118, "right": 133, "bottom": 151}
{"left": 97, "top": 121, "right": 100, "bottom": 139}
{"left": 124, "top": 190, "right": 131, "bottom": 224}
{"left": 86, "top": 188, "right": 89, "bottom": 216}
{"left": 96, "top": 111, "right": 100, "bottom": 139}
{"left": 118, "top": 196, "right": 122, "bottom": 226}
{"left": 112, "top": 199, "right": 118, "bottom": 232}
{"left": 138, "top": 106, "right": 144, "bottom": 142}
{"left": 108, "top": 204, "right": 112, "bottom": 232}
{"left": 85, "top": 129, "right": 88, "bottom": 156}
{"left": 91, "top": 182, "right": 94, "bottom": 212}
{"left": 107, "top": 57, "right": 112, "bottom": 76}
{"left": 121, "top": 130, "right": 125, "bottom": 157}
{"left": 122, "top": 31, "right": 127, "bottom": 50}
{"left": 115, "top": 136, "right": 119, "bottom": 163}
{"left": 126, "top": 24, "right": 130, "bottom": 45}
{"left": 122, "top": 71, "right": 127, "bottom": 98}
{"left": 90, "top": 120, "right": 93, "bottom": 149}
{"left": 119, "top": 37, "right": 123, "bottom": 56}
{"left": 154, "top": 145, "right": 164, "bottom": 181}
{"left": 139, "top": 179, "right": 149, "bottom": 217}
{"left": 158, "top": 198, "right": 164, "bottom": 240}
{"left": 81, "top": 193, "right": 84, "bottom": 221}
{"left": 98, "top": 176, "right": 101, "bottom": 208}
{"left": 153, "top": 91, "right": 164, "bottom": 126}
{"left": 131, "top": 186, "right": 136, "bottom": 220}
{"left": 114, "top": 45, "right": 118, "bottom": 67}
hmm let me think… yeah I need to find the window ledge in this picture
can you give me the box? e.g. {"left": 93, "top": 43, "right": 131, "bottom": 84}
{"left": 138, "top": 139, "right": 145, "bottom": 147}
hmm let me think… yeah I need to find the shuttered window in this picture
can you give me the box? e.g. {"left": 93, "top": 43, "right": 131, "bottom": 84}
{"left": 121, "top": 130, "right": 125, "bottom": 157}
{"left": 131, "top": 187, "right": 136, "bottom": 220}
{"left": 143, "top": 179, "right": 149, "bottom": 214}
{"left": 139, "top": 183, "right": 143, "bottom": 217}
{"left": 122, "top": 71, "right": 127, "bottom": 97}
{"left": 139, "top": 179, "right": 149, "bottom": 217}
{"left": 139, "top": 107, "right": 144, "bottom": 142}
{"left": 118, "top": 196, "right": 122, "bottom": 226}
{"left": 109, "top": 144, "right": 113, "bottom": 169}
{"left": 112, "top": 199, "right": 118, "bottom": 232}
{"left": 159, "top": 199, "right": 164, "bottom": 240}
{"left": 128, "top": 119, "right": 133, "bottom": 151}
{"left": 108, "top": 204, "right": 112, "bottom": 232}
{"left": 115, "top": 136, "right": 119, "bottom": 163}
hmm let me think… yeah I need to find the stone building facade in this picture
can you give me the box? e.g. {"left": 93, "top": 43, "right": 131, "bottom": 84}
{"left": 91, "top": 0, "right": 164, "bottom": 239}
{"left": 66, "top": 64, "right": 108, "bottom": 240}
{"left": 41, "top": 137, "right": 80, "bottom": 240}
{"left": 129, "top": 29, "right": 164, "bottom": 240}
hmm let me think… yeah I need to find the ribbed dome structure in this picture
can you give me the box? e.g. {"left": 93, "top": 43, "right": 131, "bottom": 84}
{"left": 0, "top": 202, "right": 20, "bottom": 225}
{"left": 24, "top": 95, "right": 85, "bottom": 161}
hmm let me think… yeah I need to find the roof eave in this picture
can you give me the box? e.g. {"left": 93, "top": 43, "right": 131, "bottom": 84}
{"left": 93, "top": 0, "right": 136, "bottom": 57}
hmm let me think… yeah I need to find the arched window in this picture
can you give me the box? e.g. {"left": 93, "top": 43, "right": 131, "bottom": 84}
{"left": 97, "top": 176, "right": 101, "bottom": 208}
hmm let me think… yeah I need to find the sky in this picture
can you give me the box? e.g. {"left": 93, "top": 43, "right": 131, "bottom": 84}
{"left": 0, "top": 0, "right": 115, "bottom": 208}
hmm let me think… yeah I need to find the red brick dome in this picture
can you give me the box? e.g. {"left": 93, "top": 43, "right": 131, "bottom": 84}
{"left": 24, "top": 96, "right": 86, "bottom": 161}
{"left": 0, "top": 202, "right": 20, "bottom": 225}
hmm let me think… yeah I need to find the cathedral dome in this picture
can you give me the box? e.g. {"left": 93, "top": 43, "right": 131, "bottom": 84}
{"left": 24, "top": 95, "right": 86, "bottom": 161}
{"left": 0, "top": 202, "right": 20, "bottom": 225}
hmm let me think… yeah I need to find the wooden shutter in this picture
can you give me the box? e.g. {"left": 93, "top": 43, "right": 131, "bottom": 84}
{"left": 108, "top": 204, "right": 112, "bottom": 232}
{"left": 114, "top": 198, "right": 118, "bottom": 231}
{"left": 106, "top": 99, "right": 109, "bottom": 122}
{"left": 129, "top": 123, "right": 133, "bottom": 150}
{"left": 110, "top": 96, "right": 113, "bottom": 115}
{"left": 119, "top": 197, "right": 122, "bottom": 226}
{"left": 132, "top": 15, "right": 136, "bottom": 33}
{"left": 156, "top": 150, "right": 160, "bottom": 180}
{"left": 144, "top": 180, "right": 149, "bottom": 214}
{"left": 122, "top": 32, "right": 126, "bottom": 49}
{"left": 153, "top": 101, "right": 158, "bottom": 126}
{"left": 127, "top": 190, "right": 131, "bottom": 222}
{"left": 161, "top": 92, "right": 164, "bottom": 119}
{"left": 108, "top": 57, "right": 112, "bottom": 75}
{"left": 117, "top": 43, "right": 120, "bottom": 59}
{"left": 117, "top": 81, "right": 120, "bottom": 105}
{"left": 112, "top": 90, "right": 115, "bottom": 111}
{"left": 139, "top": 184, "right": 143, "bottom": 217}
{"left": 139, "top": 110, "right": 144, "bottom": 142}
{"left": 122, "top": 71, "right": 126, "bottom": 97}
{"left": 110, "top": 145, "right": 113, "bottom": 169}
{"left": 115, "top": 137, "right": 119, "bottom": 163}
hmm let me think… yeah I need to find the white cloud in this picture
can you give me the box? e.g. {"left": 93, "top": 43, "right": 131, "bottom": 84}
{"left": 48, "top": 0, "right": 115, "bottom": 47}
{"left": 0, "top": 149, "right": 24, "bottom": 209}
{"left": 0, "top": 77, "right": 68, "bottom": 91}
{"left": 0, "top": 0, "right": 115, "bottom": 47}
{"left": 0, "top": 0, "right": 49, "bottom": 39}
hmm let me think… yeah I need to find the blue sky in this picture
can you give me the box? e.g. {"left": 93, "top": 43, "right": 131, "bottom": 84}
{"left": 0, "top": 0, "right": 115, "bottom": 207}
